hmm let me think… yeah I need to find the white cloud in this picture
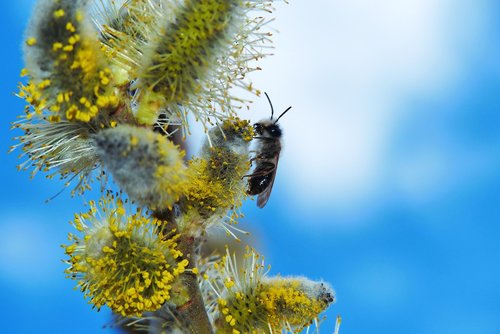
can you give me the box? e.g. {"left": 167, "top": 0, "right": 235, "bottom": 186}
{"left": 245, "top": 0, "right": 489, "bottom": 219}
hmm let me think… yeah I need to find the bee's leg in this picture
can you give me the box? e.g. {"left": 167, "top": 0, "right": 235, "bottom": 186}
{"left": 258, "top": 161, "right": 276, "bottom": 170}
{"left": 249, "top": 156, "right": 265, "bottom": 164}
{"left": 249, "top": 153, "right": 273, "bottom": 166}
{"left": 243, "top": 162, "right": 275, "bottom": 178}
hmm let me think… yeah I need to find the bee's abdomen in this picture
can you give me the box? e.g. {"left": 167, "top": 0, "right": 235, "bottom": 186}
{"left": 247, "top": 174, "right": 272, "bottom": 195}
{"left": 247, "top": 161, "right": 275, "bottom": 195}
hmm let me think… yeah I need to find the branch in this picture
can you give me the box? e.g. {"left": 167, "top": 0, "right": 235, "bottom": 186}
{"left": 154, "top": 209, "right": 214, "bottom": 334}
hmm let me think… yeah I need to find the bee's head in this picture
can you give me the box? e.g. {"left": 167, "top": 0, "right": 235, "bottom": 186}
{"left": 254, "top": 92, "right": 290, "bottom": 138}
{"left": 254, "top": 121, "right": 282, "bottom": 138}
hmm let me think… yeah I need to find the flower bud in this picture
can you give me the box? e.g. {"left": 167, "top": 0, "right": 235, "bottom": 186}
{"left": 93, "top": 125, "right": 188, "bottom": 210}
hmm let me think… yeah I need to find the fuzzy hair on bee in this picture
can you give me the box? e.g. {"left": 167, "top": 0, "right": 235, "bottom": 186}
{"left": 246, "top": 93, "right": 291, "bottom": 208}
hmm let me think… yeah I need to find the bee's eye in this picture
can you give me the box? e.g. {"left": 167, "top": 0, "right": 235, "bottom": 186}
{"left": 254, "top": 123, "right": 263, "bottom": 134}
{"left": 268, "top": 125, "right": 282, "bottom": 137}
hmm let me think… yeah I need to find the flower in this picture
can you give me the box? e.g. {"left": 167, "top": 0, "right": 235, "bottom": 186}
{"left": 93, "top": 0, "right": 277, "bottom": 133}
{"left": 92, "top": 125, "right": 188, "bottom": 210}
{"left": 14, "top": 0, "right": 276, "bottom": 190}
{"left": 11, "top": 115, "right": 97, "bottom": 194}
{"left": 177, "top": 118, "right": 253, "bottom": 235}
{"left": 202, "top": 248, "right": 335, "bottom": 333}
{"left": 14, "top": 0, "right": 131, "bottom": 192}
{"left": 23, "top": 0, "right": 124, "bottom": 123}
{"left": 64, "top": 193, "right": 189, "bottom": 317}
{"left": 16, "top": 2, "right": 338, "bottom": 334}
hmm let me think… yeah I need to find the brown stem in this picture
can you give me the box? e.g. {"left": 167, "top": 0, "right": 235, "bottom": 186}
{"left": 154, "top": 210, "right": 214, "bottom": 334}
{"left": 153, "top": 125, "right": 213, "bottom": 333}
{"left": 178, "top": 237, "right": 214, "bottom": 334}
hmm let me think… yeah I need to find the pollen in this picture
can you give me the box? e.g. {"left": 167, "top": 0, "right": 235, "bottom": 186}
{"left": 179, "top": 119, "right": 251, "bottom": 230}
{"left": 53, "top": 9, "right": 65, "bottom": 19}
{"left": 213, "top": 250, "right": 334, "bottom": 333}
{"left": 260, "top": 279, "right": 330, "bottom": 331}
{"left": 66, "top": 22, "right": 76, "bottom": 32}
{"left": 64, "top": 193, "right": 188, "bottom": 317}
{"left": 221, "top": 117, "right": 255, "bottom": 142}
{"left": 26, "top": 37, "right": 37, "bottom": 46}
{"left": 52, "top": 42, "right": 63, "bottom": 51}
{"left": 21, "top": 1, "right": 122, "bottom": 125}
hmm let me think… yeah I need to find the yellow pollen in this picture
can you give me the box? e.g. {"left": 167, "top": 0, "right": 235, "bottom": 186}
{"left": 75, "top": 12, "right": 84, "bottom": 22}
{"left": 53, "top": 9, "right": 65, "bottom": 19}
{"left": 26, "top": 37, "right": 37, "bottom": 46}
{"left": 52, "top": 42, "right": 63, "bottom": 51}
{"left": 66, "top": 22, "right": 76, "bottom": 32}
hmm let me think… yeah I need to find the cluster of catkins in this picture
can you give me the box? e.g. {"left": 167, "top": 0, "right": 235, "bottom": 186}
{"left": 12, "top": 0, "right": 336, "bottom": 333}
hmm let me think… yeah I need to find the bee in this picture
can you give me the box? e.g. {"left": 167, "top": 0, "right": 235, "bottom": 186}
{"left": 245, "top": 93, "right": 291, "bottom": 208}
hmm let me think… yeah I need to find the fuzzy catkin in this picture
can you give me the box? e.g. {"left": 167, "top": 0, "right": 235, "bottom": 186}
{"left": 24, "top": 0, "right": 121, "bottom": 123}
{"left": 64, "top": 193, "right": 189, "bottom": 317}
{"left": 176, "top": 119, "right": 253, "bottom": 235}
{"left": 136, "top": 0, "right": 242, "bottom": 124}
{"left": 93, "top": 125, "right": 188, "bottom": 210}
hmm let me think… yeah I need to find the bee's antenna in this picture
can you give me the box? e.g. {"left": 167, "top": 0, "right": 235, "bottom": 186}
{"left": 264, "top": 92, "right": 274, "bottom": 120}
{"left": 274, "top": 106, "right": 292, "bottom": 124}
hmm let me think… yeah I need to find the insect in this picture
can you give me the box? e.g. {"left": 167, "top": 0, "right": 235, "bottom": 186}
{"left": 245, "top": 93, "right": 291, "bottom": 208}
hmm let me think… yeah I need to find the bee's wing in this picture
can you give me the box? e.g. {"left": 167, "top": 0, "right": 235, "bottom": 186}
{"left": 257, "top": 154, "right": 280, "bottom": 208}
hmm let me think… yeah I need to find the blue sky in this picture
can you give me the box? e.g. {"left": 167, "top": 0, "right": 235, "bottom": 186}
{"left": 1, "top": 1, "right": 500, "bottom": 333}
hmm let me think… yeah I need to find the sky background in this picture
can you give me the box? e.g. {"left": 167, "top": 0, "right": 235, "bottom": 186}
{"left": 1, "top": 0, "right": 500, "bottom": 333}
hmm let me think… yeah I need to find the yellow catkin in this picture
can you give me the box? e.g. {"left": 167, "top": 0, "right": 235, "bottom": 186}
{"left": 64, "top": 193, "right": 188, "bottom": 316}
{"left": 181, "top": 118, "right": 252, "bottom": 223}
{"left": 23, "top": 4, "right": 121, "bottom": 123}
{"left": 136, "top": 0, "right": 240, "bottom": 124}
{"left": 213, "top": 250, "right": 334, "bottom": 333}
